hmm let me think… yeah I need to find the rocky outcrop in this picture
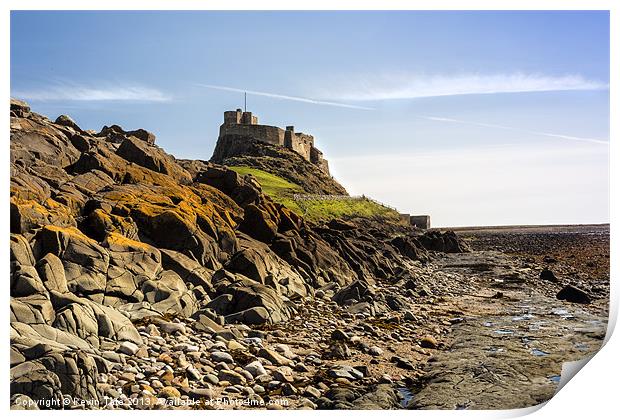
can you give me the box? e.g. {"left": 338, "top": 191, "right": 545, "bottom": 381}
{"left": 208, "top": 135, "right": 348, "bottom": 195}
{"left": 417, "top": 231, "right": 471, "bottom": 253}
{"left": 9, "top": 99, "right": 468, "bottom": 409}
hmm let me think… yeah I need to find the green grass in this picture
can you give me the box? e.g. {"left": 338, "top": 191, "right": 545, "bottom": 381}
{"left": 229, "top": 166, "right": 305, "bottom": 213}
{"left": 230, "top": 165, "right": 401, "bottom": 222}
{"left": 298, "top": 198, "right": 401, "bottom": 222}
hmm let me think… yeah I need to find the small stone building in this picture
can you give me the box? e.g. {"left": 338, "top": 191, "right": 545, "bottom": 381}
{"left": 410, "top": 215, "right": 431, "bottom": 230}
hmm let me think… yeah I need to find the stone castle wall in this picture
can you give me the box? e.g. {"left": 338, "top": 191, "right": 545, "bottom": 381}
{"left": 219, "top": 123, "right": 285, "bottom": 147}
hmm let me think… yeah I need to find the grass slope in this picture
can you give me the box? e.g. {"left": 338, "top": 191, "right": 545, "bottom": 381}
{"left": 230, "top": 165, "right": 400, "bottom": 222}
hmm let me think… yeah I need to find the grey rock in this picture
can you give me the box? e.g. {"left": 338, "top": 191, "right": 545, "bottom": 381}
{"left": 119, "top": 341, "right": 139, "bottom": 356}
{"left": 327, "top": 365, "right": 364, "bottom": 381}
{"left": 210, "top": 351, "right": 234, "bottom": 364}
{"left": 218, "top": 369, "right": 246, "bottom": 385}
{"left": 244, "top": 360, "right": 267, "bottom": 377}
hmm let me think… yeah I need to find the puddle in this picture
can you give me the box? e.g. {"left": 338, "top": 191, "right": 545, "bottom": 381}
{"left": 528, "top": 321, "right": 548, "bottom": 331}
{"left": 574, "top": 343, "right": 589, "bottom": 351}
{"left": 483, "top": 322, "right": 494, "bottom": 327}
{"left": 530, "top": 348, "right": 550, "bottom": 357}
{"left": 493, "top": 329, "right": 514, "bottom": 335}
{"left": 512, "top": 314, "right": 535, "bottom": 322}
{"left": 397, "top": 387, "right": 414, "bottom": 408}
{"left": 548, "top": 375, "right": 561, "bottom": 384}
{"left": 551, "top": 308, "right": 574, "bottom": 320}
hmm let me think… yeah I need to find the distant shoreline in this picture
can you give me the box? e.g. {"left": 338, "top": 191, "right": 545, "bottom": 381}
{"left": 434, "top": 223, "right": 610, "bottom": 233}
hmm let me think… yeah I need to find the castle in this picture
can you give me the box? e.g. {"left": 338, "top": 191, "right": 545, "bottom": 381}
{"left": 219, "top": 109, "right": 330, "bottom": 174}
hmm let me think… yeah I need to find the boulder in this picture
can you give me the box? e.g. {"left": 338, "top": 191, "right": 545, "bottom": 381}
{"left": 10, "top": 113, "right": 81, "bottom": 167}
{"left": 96, "top": 124, "right": 156, "bottom": 145}
{"left": 35, "top": 253, "right": 69, "bottom": 293}
{"left": 102, "top": 232, "right": 162, "bottom": 303}
{"left": 557, "top": 285, "right": 591, "bottom": 304}
{"left": 54, "top": 115, "right": 81, "bottom": 131}
{"left": 160, "top": 248, "right": 215, "bottom": 290}
{"left": 10, "top": 196, "right": 76, "bottom": 235}
{"left": 11, "top": 296, "right": 55, "bottom": 325}
{"left": 351, "top": 384, "right": 400, "bottom": 409}
{"left": 226, "top": 239, "right": 308, "bottom": 299}
{"left": 225, "top": 306, "right": 271, "bottom": 325}
{"left": 11, "top": 264, "right": 48, "bottom": 297}
{"left": 11, "top": 321, "right": 92, "bottom": 353}
{"left": 194, "top": 165, "right": 260, "bottom": 207}
{"left": 34, "top": 225, "right": 109, "bottom": 297}
{"left": 116, "top": 136, "right": 191, "bottom": 184}
{"left": 390, "top": 236, "right": 429, "bottom": 262}
{"left": 48, "top": 292, "right": 142, "bottom": 344}
{"left": 223, "top": 279, "right": 293, "bottom": 324}
{"left": 10, "top": 234, "right": 35, "bottom": 266}
{"left": 10, "top": 361, "right": 64, "bottom": 407}
{"left": 52, "top": 303, "right": 100, "bottom": 347}
{"left": 238, "top": 204, "right": 278, "bottom": 243}
{"left": 11, "top": 98, "right": 31, "bottom": 117}
{"left": 540, "top": 269, "right": 558, "bottom": 282}
{"left": 333, "top": 279, "right": 374, "bottom": 305}
{"left": 37, "top": 351, "right": 100, "bottom": 402}
{"left": 417, "top": 231, "right": 470, "bottom": 253}
{"left": 141, "top": 270, "right": 199, "bottom": 317}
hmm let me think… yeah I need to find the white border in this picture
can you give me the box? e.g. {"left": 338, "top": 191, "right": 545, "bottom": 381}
{"left": 2, "top": 2, "right": 616, "bottom": 420}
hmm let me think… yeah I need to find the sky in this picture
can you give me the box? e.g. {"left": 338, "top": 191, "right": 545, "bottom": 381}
{"left": 10, "top": 11, "right": 610, "bottom": 227}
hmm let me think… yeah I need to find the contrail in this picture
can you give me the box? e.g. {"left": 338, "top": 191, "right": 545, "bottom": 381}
{"left": 196, "top": 84, "right": 374, "bottom": 110}
{"left": 418, "top": 115, "right": 609, "bottom": 146}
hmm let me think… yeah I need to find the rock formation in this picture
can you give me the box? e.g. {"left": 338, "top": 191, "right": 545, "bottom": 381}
{"left": 9, "top": 98, "right": 465, "bottom": 410}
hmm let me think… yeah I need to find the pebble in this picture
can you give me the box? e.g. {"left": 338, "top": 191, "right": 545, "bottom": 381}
{"left": 330, "top": 329, "right": 350, "bottom": 341}
{"left": 118, "top": 341, "right": 139, "bottom": 356}
{"left": 174, "top": 343, "right": 199, "bottom": 352}
{"left": 186, "top": 365, "right": 202, "bottom": 381}
{"left": 159, "top": 322, "right": 186, "bottom": 335}
{"left": 219, "top": 370, "right": 246, "bottom": 385}
{"left": 303, "top": 385, "right": 322, "bottom": 399}
{"left": 420, "top": 335, "right": 438, "bottom": 349}
{"left": 327, "top": 365, "right": 364, "bottom": 381}
{"left": 258, "top": 348, "right": 291, "bottom": 366}
{"left": 159, "top": 386, "right": 181, "bottom": 399}
{"left": 243, "top": 337, "right": 262, "bottom": 346}
{"left": 145, "top": 324, "right": 160, "bottom": 336}
{"left": 203, "top": 374, "right": 219, "bottom": 385}
{"left": 244, "top": 360, "right": 267, "bottom": 377}
{"left": 368, "top": 345, "right": 384, "bottom": 356}
{"left": 210, "top": 351, "right": 234, "bottom": 364}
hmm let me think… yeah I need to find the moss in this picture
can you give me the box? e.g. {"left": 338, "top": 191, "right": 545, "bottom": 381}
{"left": 104, "top": 231, "right": 154, "bottom": 251}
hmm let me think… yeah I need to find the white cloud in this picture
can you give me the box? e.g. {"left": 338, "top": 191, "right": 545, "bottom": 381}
{"left": 418, "top": 115, "right": 609, "bottom": 145}
{"left": 197, "top": 84, "right": 373, "bottom": 110}
{"left": 12, "top": 84, "right": 171, "bottom": 102}
{"left": 315, "top": 73, "right": 608, "bottom": 101}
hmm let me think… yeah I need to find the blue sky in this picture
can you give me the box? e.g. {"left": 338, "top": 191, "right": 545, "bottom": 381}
{"left": 10, "top": 11, "right": 609, "bottom": 226}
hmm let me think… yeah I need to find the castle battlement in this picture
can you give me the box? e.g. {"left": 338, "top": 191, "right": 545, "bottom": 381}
{"left": 218, "top": 110, "right": 330, "bottom": 174}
